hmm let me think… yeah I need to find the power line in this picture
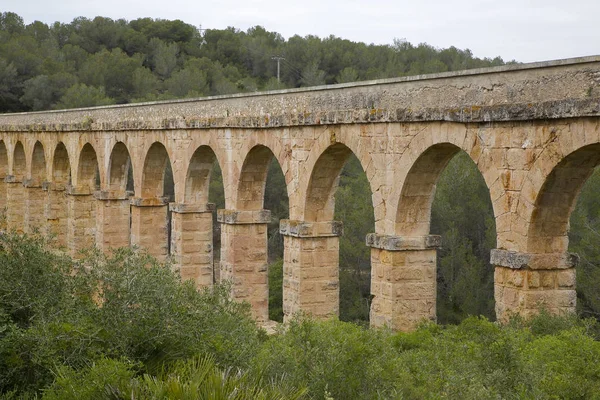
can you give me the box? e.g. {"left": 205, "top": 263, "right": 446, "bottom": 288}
{"left": 271, "top": 56, "right": 285, "bottom": 82}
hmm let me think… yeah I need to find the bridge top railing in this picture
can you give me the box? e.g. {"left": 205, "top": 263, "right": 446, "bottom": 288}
{"left": 1, "top": 56, "right": 600, "bottom": 132}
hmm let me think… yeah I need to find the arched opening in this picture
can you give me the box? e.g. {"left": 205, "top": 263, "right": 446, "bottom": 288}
{"left": 7, "top": 142, "right": 26, "bottom": 232}
{"left": 26, "top": 142, "right": 47, "bottom": 233}
{"left": 529, "top": 143, "right": 600, "bottom": 319}
{"left": 52, "top": 143, "right": 71, "bottom": 188}
{"left": 301, "top": 143, "right": 374, "bottom": 322}
{"left": 393, "top": 143, "right": 496, "bottom": 326}
{"left": 431, "top": 152, "right": 496, "bottom": 324}
{"left": 0, "top": 141, "right": 8, "bottom": 214}
{"left": 229, "top": 145, "right": 289, "bottom": 323}
{"left": 48, "top": 143, "right": 71, "bottom": 247}
{"left": 107, "top": 142, "right": 134, "bottom": 195}
{"left": 181, "top": 145, "right": 224, "bottom": 287}
{"left": 135, "top": 142, "right": 174, "bottom": 259}
{"left": 13, "top": 142, "right": 25, "bottom": 181}
{"left": 30, "top": 141, "right": 46, "bottom": 186}
{"left": 77, "top": 144, "right": 100, "bottom": 192}
{"left": 141, "top": 142, "right": 173, "bottom": 200}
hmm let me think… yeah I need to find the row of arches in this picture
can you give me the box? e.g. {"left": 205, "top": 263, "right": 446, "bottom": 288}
{"left": 0, "top": 119, "right": 595, "bottom": 330}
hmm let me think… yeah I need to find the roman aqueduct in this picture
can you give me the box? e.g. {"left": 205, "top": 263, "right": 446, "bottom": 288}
{"left": 0, "top": 56, "right": 599, "bottom": 330}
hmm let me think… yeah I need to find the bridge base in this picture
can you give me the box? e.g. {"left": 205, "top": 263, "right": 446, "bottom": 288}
{"left": 130, "top": 197, "right": 169, "bottom": 261}
{"left": 66, "top": 186, "right": 96, "bottom": 259}
{"left": 95, "top": 191, "right": 131, "bottom": 252}
{"left": 5, "top": 176, "right": 24, "bottom": 233}
{"left": 218, "top": 209, "right": 270, "bottom": 322}
{"left": 280, "top": 220, "right": 343, "bottom": 322}
{"left": 367, "top": 234, "right": 441, "bottom": 332}
{"left": 491, "top": 249, "right": 577, "bottom": 321}
{"left": 170, "top": 203, "right": 215, "bottom": 288}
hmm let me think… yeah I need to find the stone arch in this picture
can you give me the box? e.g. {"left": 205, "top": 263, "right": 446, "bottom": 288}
{"left": 107, "top": 142, "right": 133, "bottom": 195}
{"left": 141, "top": 142, "right": 173, "bottom": 199}
{"left": 395, "top": 143, "right": 462, "bottom": 236}
{"left": 30, "top": 141, "right": 46, "bottom": 186}
{"left": 77, "top": 143, "right": 100, "bottom": 192}
{"left": 236, "top": 144, "right": 283, "bottom": 210}
{"left": 525, "top": 143, "right": 600, "bottom": 254}
{"left": 52, "top": 142, "right": 71, "bottom": 187}
{"left": 185, "top": 145, "right": 219, "bottom": 204}
{"left": 304, "top": 143, "right": 357, "bottom": 222}
{"left": 12, "top": 141, "right": 26, "bottom": 180}
{"left": 0, "top": 140, "right": 8, "bottom": 179}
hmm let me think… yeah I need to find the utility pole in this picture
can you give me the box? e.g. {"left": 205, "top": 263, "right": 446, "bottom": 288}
{"left": 271, "top": 56, "right": 285, "bottom": 82}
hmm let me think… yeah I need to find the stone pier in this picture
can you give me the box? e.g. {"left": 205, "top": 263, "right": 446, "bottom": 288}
{"left": 95, "top": 191, "right": 132, "bottom": 252}
{"left": 5, "top": 176, "right": 24, "bottom": 233}
{"left": 367, "top": 234, "right": 441, "bottom": 331}
{"left": 170, "top": 203, "right": 215, "bottom": 288}
{"left": 491, "top": 250, "right": 578, "bottom": 321}
{"left": 23, "top": 180, "right": 46, "bottom": 234}
{"left": 66, "top": 186, "right": 96, "bottom": 258}
{"left": 130, "top": 197, "right": 170, "bottom": 261}
{"left": 280, "top": 220, "right": 343, "bottom": 321}
{"left": 218, "top": 209, "right": 270, "bottom": 322}
{"left": 43, "top": 182, "right": 68, "bottom": 248}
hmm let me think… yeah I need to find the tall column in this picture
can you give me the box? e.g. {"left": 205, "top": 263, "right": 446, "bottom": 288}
{"left": 491, "top": 249, "right": 577, "bottom": 322}
{"left": 218, "top": 209, "right": 270, "bottom": 322}
{"left": 5, "top": 176, "right": 24, "bottom": 233}
{"left": 367, "top": 234, "right": 441, "bottom": 331}
{"left": 130, "top": 197, "right": 169, "bottom": 261}
{"left": 66, "top": 186, "right": 96, "bottom": 259}
{"left": 280, "top": 220, "right": 343, "bottom": 322}
{"left": 170, "top": 203, "right": 215, "bottom": 288}
{"left": 95, "top": 191, "right": 132, "bottom": 252}
{"left": 43, "top": 182, "right": 68, "bottom": 248}
{"left": 23, "top": 179, "right": 46, "bottom": 234}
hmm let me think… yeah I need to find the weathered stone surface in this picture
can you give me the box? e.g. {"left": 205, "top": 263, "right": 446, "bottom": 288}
{"left": 280, "top": 219, "right": 343, "bottom": 237}
{"left": 366, "top": 233, "right": 441, "bottom": 251}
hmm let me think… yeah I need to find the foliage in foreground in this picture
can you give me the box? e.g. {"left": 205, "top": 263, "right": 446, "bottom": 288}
{"left": 1, "top": 233, "right": 600, "bottom": 399}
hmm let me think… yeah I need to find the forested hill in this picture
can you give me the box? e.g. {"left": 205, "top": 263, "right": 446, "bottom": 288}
{"left": 0, "top": 11, "right": 508, "bottom": 113}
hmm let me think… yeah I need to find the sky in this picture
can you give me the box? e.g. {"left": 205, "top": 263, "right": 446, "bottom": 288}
{"left": 3, "top": 0, "right": 600, "bottom": 63}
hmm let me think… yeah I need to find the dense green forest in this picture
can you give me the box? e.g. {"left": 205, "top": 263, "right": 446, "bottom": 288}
{"left": 0, "top": 11, "right": 506, "bottom": 112}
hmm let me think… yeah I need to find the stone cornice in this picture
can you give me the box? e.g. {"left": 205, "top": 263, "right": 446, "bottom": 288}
{"left": 1, "top": 56, "right": 599, "bottom": 132}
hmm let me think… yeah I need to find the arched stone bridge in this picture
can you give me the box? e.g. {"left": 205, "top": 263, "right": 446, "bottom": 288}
{"left": 1, "top": 56, "right": 600, "bottom": 330}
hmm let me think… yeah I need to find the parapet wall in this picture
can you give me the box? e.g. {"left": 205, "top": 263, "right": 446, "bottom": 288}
{"left": 1, "top": 56, "right": 600, "bottom": 132}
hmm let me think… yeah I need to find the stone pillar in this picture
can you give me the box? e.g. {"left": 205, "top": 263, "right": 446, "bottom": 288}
{"left": 23, "top": 180, "right": 46, "bottom": 234}
{"left": 130, "top": 197, "right": 169, "bottom": 261}
{"left": 218, "top": 209, "right": 270, "bottom": 322}
{"left": 43, "top": 182, "right": 68, "bottom": 248}
{"left": 66, "top": 186, "right": 97, "bottom": 258}
{"left": 0, "top": 178, "right": 7, "bottom": 229}
{"left": 280, "top": 219, "right": 343, "bottom": 322}
{"left": 491, "top": 249, "right": 577, "bottom": 321}
{"left": 5, "top": 176, "right": 24, "bottom": 233}
{"left": 170, "top": 203, "right": 215, "bottom": 288}
{"left": 367, "top": 234, "right": 441, "bottom": 331}
{"left": 95, "top": 191, "right": 132, "bottom": 252}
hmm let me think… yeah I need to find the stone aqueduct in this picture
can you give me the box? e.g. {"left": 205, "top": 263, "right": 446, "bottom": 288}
{"left": 1, "top": 56, "right": 600, "bottom": 330}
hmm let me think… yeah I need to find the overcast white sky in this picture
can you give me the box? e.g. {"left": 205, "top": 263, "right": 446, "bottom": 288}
{"left": 3, "top": 0, "right": 600, "bottom": 63}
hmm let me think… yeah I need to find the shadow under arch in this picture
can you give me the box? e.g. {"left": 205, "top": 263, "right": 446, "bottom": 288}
{"left": 12, "top": 141, "right": 26, "bottom": 181}
{"left": 30, "top": 141, "right": 46, "bottom": 186}
{"left": 527, "top": 143, "right": 600, "bottom": 255}
{"left": 185, "top": 145, "right": 219, "bottom": 205}
{"left": 141, "top": 142, "right": 173, "bottom": 199}
{"left": 107, "top": 142, "right": 134, "bottom": 195}
{"left": 77, "top": 143, "right": 100, "bottom": 192}
{"left": 0, "top": 141, "right": 8, "bottom": 211}
{"left": 52, "top": 142, "right": 71, "bottom": 188}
